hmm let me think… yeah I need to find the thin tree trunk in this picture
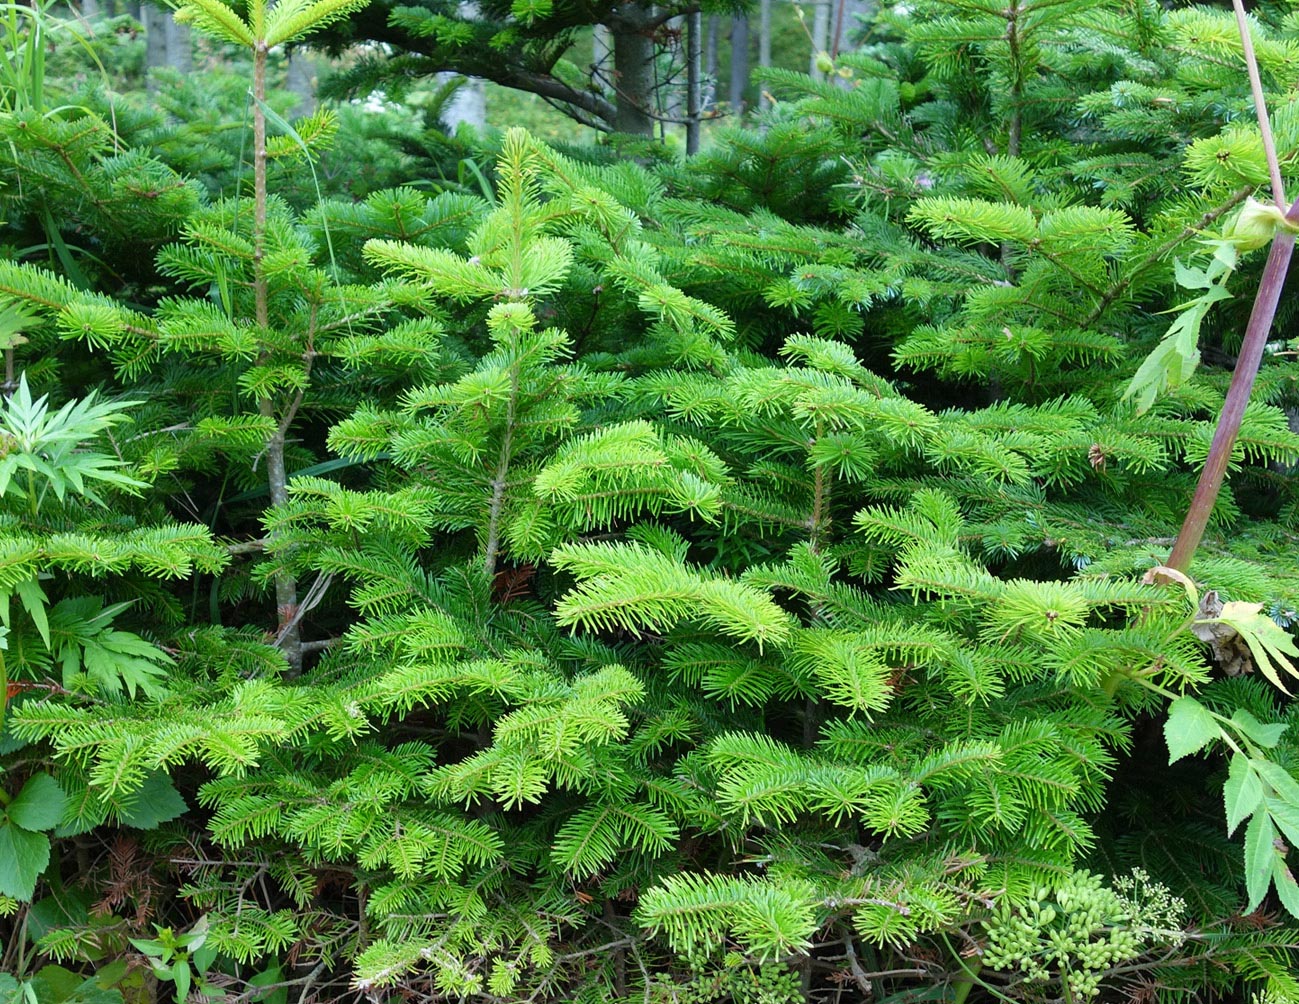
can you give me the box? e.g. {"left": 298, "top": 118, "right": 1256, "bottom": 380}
{"left": 592, "top": 24, "right": 613, "bottom": 96}
{"left": 166, "top": 15, "right": 191, "bottom": 73}
{"left": 286, "top": 52, "right": 317, "bottom": 118}
{"left": 758, "top": 0, "right": 771, "bottom": 110}
{"left": 443, "top": 76, "right": 486, "bottom": 131}
{"left": 143, "top": 3, "right": 169, "bottom": 91}
{"left": 611, "top": 3, "right": 656, "bottom": 135}
{"left": 809, "top": 0, "right": 830, "bottom": 80}
{"left": 704, "top": 15, "right": 719, "bottom": 109}
{"left": 686, "top": 10, "right": 701, "bottom": 153}
{"left": 437, "top": 3, "right": 485, "bottom": 131}
{"left": 728, "top": 15, "right": 748, "bottom": 116}
{"left": 253, "top": 40, "right": 303, "bottom": 674}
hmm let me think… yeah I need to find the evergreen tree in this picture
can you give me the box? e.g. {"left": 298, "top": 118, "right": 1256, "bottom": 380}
{"left": 3, "top": 1, "right": 1299, "bottom": 1001}
{"left": 311, "top": 0, "right": 747, "bottom": 134}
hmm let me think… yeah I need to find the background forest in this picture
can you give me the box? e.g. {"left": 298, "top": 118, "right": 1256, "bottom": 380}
{"left": 3, "top": 0, "right": 1299, "bottom": 1002}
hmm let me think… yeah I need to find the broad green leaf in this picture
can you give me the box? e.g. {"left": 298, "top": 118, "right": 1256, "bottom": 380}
{"left": 1164, "top": 696, "right": 1221, "bottom": 763}
{"left": 1243, "top": 810, "right": 1277, "bottom": 911}
{"left": 1273, "top": 857, "right": 1299, "bottom": 919}
{"left": 1266, "top": 798, "right": 1299, "bottom": 849}
{"left": 1224, "top": 754, "right": 1263, "bottom": 835}
{"left": 172, "top": 962, "right": 191, "bottom": 1004}
{"left": 1252, "top": 759, "right": 1299, "bottom": 804}
{"left": 14, "top": 578, "right": 48, "bottom": 647}
{"left": 26, "top": 966, "right": 80, "bottom": 1004}
{"left": 192, "top": 942, "right": 217, "bottom": 973}
{"left": 1216, "top": 601, "right": 1299, "bottom": 694}
{"left": 0, "top": 821, "right": 50, "bottom": 900}
{"left": 1229, "top": 708, "right": 1287, "bottom": 749}
{"left": 117, "top": 772, "right": 187, "bottom": 830}
{"left": 8, "top": 773, "right": 66, "bottom": 831}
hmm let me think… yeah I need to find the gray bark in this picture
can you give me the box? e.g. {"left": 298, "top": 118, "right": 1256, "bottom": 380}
{"left": 592, "top": 24, "right": 613, "bottom": 96}
{"left": 610, "top": 3, "right": 655, "bottom": 135}
{"left": 728, "top": 15, "right": 748, "bottom": 116}
{"left": 286, "top": 52, "right": 317, "bottom": 118}
{"left": 143, "top": 3, "right": 168, "bottom": 90}
{"left": 686, "top": 10, "right": 701, "bottom": 153}
{"left": 436, "top": 2, "right": 486, "bottom": 131}
{"left": 166, "top": 15, "right": 192, "bottom": 74}
{"left": 704, "top": 14, "right": 719, "bottom": 112}
{"left": 144, "top": 4, "right": 191, "bottom": 90}
{"left": 834, "top": 0, "right": 873, "bottom": 55}
{"left": 809, "top": 0, "right": 830, "bottom": 80}
{"left": 441, "top": 74, "right": 486, "bottom": 130}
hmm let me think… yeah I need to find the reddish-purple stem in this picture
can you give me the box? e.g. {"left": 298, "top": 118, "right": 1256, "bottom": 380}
{"left": 1167, "top": 197, "right": 1299, "bottom": 571}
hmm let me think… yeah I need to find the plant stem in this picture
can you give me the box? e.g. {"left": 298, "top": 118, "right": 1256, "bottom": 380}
{"left": 251, "top": 37, "right": 301, "bottom": 672}
{"left": 483, "top": 365, "right": 519, "bottom": 581}
{"left": 1168, "top": 9, "right": 1293, "bottom": 572}
{"left": 1232, "top": 0, "right": 1286, "bottom": 210}
{"left": 1168, "top": 201, "right": 1299, "bottom": 571}
{"left": 1005, "top": 0, "right": 1022, "bottom": 159}
{"left": 951, "top": 959, "right": 979, "bottom": 1004}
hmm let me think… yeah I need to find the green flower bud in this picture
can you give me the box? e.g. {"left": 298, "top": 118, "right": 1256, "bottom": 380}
{"left": 814, "top": 51, "right": 835, "bottom": 74}
{"left": 1227, "top": 197, "right": 1299, "bottom": 250}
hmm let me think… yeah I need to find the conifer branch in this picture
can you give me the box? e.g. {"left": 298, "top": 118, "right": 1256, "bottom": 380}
{"left": 1083, "top": 187, "right": 1252, "bottom": 327}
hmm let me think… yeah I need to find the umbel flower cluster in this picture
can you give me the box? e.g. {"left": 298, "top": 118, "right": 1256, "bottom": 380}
{"left": 983, "top": 870, "right": 1187, "bottom": 998}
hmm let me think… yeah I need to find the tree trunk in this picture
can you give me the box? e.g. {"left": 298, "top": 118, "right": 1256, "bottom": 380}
{"left": 728, "top": 15, "right": 748, "bottom": 117}
{"left": 611, "top": 3, "right": 655, "bottom": 135}
{"left": 286, "top": 51, "right": 317, "bottom": 118}
{"left": 704, "top": 15, "right": 719, "bottom": 110}
{"left": 833, "top": 0, "right": 874, "bottom": 56}
{"left": 592, "top": 24, "right": 613, "bottom": 97}
{"left": 143, "top": 3, "right": 169, "bottom": 90}
{"left": 686, "top": 10, "right": 701, "bottom": 153}
{"left": 166, "top": 15, "right": 192, "bottom": 73}
{"left": 144, "top": 4, "right": 192, "bottom": 89}
{"left": 758, "top": 0, "right": 771, "bottom": 110}
{"left": 810, "top": 0, "right": 830, "bottom": 80}
{"left": 437, "top": 3, "right": 485, "bottom": 131}
{"left": 442, "top": 75, "right": 487, "bottom": 131}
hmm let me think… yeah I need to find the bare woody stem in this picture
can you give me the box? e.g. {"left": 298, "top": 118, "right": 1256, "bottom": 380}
{"left": 253, "top": 41, "right": 269, "bottom": 330}
{"left": 1166, "top": 198, "right": 1299, "bottom": 572}
{"left": 1005, "top": 0, "right": 1023, "bottom": 159}
{"left": 482, "top": 366, "right": 519, "bottom": 581}
{"left": 252, "top": 37, "right": 301, "bottom": 671}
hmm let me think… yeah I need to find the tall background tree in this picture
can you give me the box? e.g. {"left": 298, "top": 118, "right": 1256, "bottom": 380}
{"left": 311, "top": 0, "right": 752, "bottom": 133}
